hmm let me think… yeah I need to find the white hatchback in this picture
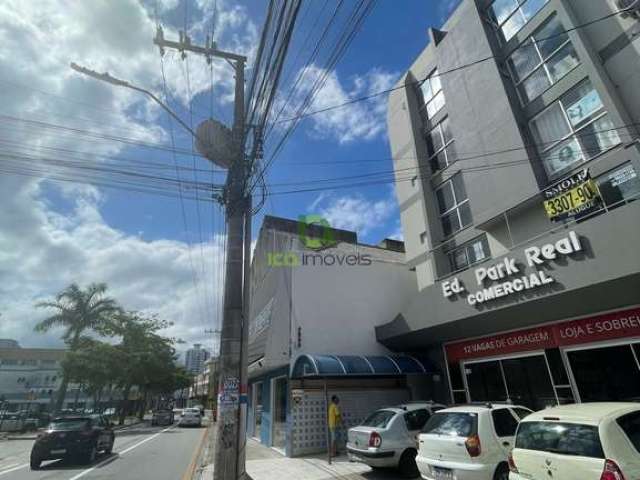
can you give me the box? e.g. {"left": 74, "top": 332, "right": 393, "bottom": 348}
{"left": 509, "top": 403, "right": 640, "bottom": 480}
{"left": 416, "top": 403, "right": 532, "bottom": 480}
{"left": 347, "top": 402, "right": 446, "bottom": 477}
{"left": 178, "top": 407, "right": 202, "bottom": 427}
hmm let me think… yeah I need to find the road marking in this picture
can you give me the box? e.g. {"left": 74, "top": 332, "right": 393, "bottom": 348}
{"left": 181, "top": 427, "right": 208, "bottom": 480}
{"left": 0, "top": 463, "right": 29, "bottom": 476}
{"left": 67, "top": 425, "right": 177, "bottom": 480}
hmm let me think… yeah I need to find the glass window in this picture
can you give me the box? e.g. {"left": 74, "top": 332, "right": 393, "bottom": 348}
{"left": 405, "top": 409, "right": 431, "bottom": 431}
{"left": 513, "top": 408, "right": 533, "bottom": 420}
{"left": 445, "top": 235, "right": 490, "bottom": 273}
{"left": 492, "top": 409, "right": 519, "bottom": 437}
{"left": 435, "top": 174, "right": 471, "bottom": 237}
{"left": 597, "top": 163, "right": 640, "bottom": 209}
{"left": 490, "top": 0, "right": 550, "bottom": 42}
{"left": 420, "top": 69, "right": 445, "bottom": 119}
{"left": 515, "top": 422, "right": 604, "bottom": 458}
{"left": 530, "top": 79, "right": 621, "bottom": 179}
{"left": 426, "top": 117, "right": 456, "bottom": 172}
{"left": 362, "top": 410, "right": 396, "bottom": 428}
{"left": 422, "top": 412, "right": 478, "bottom": 436}
{"left": 449, "top": 362, "right": 465, "bottom": 390}
{"left": 507, "top": 15, "right": 580, "bottom": 104}
{"left": 617, "top": 411, "right": 640, "bottom": 454}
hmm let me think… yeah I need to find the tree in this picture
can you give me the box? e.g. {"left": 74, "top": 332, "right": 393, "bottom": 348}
{"left": 34, "top": 283, "right": 121, "bottom": 412}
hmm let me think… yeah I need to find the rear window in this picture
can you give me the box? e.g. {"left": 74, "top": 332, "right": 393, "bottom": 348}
{"left": 49, "top": 419, "right": 90, "bottom": 430}
{"left": 515, "top": 422, "right": 604, "bottom": 458}
{"left": 422, "top": 412, "right": 478, "bottom": 437}
{"left": 617, "top": 411, "right": 640, "bottom": 453}
{"left": 362, "top": 410, "right": 396, "bottom": 428}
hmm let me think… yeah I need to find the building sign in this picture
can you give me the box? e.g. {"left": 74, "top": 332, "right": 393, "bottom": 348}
{"left": 543, "top": 169, "right": 602, "bottom": 221}
{"left": 445, "top": 307, "right": 640, "bottom": 362}
{"left": 442, "top": 231, "right": 583, "bottom": 306}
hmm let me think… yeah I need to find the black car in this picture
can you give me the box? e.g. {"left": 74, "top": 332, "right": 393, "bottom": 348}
{"left": 151, "top": 409, "right": 174, "bottom": 426}
{"left": 30, "top": 415, "right": 115, "bottom": 469}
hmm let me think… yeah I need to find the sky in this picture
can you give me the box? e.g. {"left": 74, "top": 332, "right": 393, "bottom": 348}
{"left": 0, "top": 0, "right": 461, "bottom": 356}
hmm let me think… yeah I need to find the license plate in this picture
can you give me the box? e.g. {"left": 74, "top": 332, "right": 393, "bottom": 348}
{"left": 50, "top": 449, "right": 66, "bottom": 454}
{"left": 433, "top": 467, "right": 453, "bottom": 480}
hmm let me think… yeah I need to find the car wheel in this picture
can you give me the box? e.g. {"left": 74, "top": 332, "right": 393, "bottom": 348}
{"left": 494, "top": 463, "right": 510, "bottom": 480}
{"left": 30, "top": 456, "right": 41, "bottom": 470}
{"left": 398, "top": 449, "right": 419, "bottom": 479}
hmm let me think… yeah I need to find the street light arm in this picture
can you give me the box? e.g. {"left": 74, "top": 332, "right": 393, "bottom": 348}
{"left": 69, "top": 62, "right": 201, "bottom": 142}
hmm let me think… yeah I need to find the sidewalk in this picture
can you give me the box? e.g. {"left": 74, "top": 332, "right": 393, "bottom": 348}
{"left": 198, "top": 435, "right": 387, "bottom": 480}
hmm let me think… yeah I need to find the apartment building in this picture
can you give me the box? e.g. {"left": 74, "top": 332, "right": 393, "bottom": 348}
{"left": 382, "top": 0, "right": 640, "bottom": 410}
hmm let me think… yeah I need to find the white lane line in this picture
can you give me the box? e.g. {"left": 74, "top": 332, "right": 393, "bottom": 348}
{"left": 67, "top": 425, "right": 177, "bottom": 480}
{"left": 0, "top": 463, "right": 29, "bottom": 476}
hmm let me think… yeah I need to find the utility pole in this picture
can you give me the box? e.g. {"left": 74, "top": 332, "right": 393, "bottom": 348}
{"left": 153, "top": 28, "right": 251, "bottom": 480}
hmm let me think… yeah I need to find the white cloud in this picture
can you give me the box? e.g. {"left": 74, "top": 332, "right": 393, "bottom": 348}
{"left": 0, "top": 0, "right": 258, "bottom": 353}
{"left": 275, "top": 65, "right": 398, "bottom": 144}
{"left": 309, "top": 192, "right": 396, "bottom": 237}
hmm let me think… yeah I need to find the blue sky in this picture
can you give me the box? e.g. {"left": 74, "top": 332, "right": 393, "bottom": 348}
{"left": 0, "top": 0, "right": 460, "bottom": 350}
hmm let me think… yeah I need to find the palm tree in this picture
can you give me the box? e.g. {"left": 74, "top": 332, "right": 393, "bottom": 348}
{"left": 35, "top": 283, "right": 121, "bottom": 412}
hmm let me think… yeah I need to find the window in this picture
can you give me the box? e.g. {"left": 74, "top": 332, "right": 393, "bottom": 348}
{"left": 426, "top": 117, "right": 457, "bottom": 172}
{"left": 507, "top": 15, "right": 580, "bottom": 104}
{"left": 362, "top": 410, "right": 396, "bottom": 428}
{"left": 435, "top": 174, "right": 472, "bottom": 237}
{"left": 512, "top": 408, "right": 533, "bottom": 420}
{"left": 445, "top": 235, "right": 490, "bottom": 273}
{"left": 529, "top": 79, "right": 621, "bottom": 179}
{"left": 515, "top": 422, "right": 604, "bottom": 458}
{"left": 422, "top": 412, "right": 478, "bottom": 436}
{"left": 420, "top": 69, "right": 445, "bottom": 119}
{"left": 617, "top": 411, "right": 640, "bottom": 454}
{"left": 1, "top": 359, "right": 18, "bottom": 365}
{"left": 489, "top": 0, "right": 549, "bottom": 42}
{"left": 492, "top": 409, "right": 519, "bottom": 437}
{"left": 597, "top": 163, "right": 640, "bottom": 210}
{"left": 404, "top": 409, "right": 431, "bottom": 431}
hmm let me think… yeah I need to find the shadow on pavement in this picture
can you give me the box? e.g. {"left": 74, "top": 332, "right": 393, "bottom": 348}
{"left": 38, "top": 452, "right": 119, "bottom": 471}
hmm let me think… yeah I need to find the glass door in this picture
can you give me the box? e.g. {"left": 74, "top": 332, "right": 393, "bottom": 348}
{"left": 252, "top": 382, "right": 263, "bottom": 439}
{"left": 272, "top": 377, "right": 287, "bottom": 450}
{"left": 464, "top": 360, "right": 508, "bottom": 402}
{"left": 566, "top": 342, "right": 640, "bottom": 402}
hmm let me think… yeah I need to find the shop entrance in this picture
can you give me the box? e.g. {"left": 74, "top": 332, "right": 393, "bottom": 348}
{"left": 566, "top": 342, "right": 640, "bottom": 402}
{"left": 272, "top": 376, "right": 288, "bottom": 451}
{"left": 463, "top": 353, "right": 557, "bottom": 410}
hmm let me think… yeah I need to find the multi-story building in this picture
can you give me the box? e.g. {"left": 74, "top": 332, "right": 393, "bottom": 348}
{"left": 184, "top": 344, "right": 210, "bottom": 375}
{"left": 383, "top": 0, "right": 640, "bottom": 410}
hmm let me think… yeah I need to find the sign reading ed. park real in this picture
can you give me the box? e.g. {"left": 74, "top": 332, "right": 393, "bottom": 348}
{"left": 542, "top": 169, "right": 602, "bottom": 222}
{"left": 442, "top": 231, "right": 584, "bottom": 306}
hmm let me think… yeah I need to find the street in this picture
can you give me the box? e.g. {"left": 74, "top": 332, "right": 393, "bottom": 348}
{"left": 0, "top": 421, "right": 207, "bottom": 480}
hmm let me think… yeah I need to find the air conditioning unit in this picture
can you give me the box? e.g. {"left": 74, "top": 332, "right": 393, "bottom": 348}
{"left": 616, "top": 0, "right": 640, "bottom": 18}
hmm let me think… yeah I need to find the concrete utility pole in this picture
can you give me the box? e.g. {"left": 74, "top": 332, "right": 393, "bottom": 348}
{"left": 153, "top": 28, "right": 251, "bottom": 480}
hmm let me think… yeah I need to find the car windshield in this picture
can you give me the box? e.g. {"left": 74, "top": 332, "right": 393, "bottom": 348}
{"left": 49, "top": 419, "right": 90, "bottom": 431}
{"left": 361, "top": 410, "right": 396, "bottom": 428}
{"left": 515, "top": 421, "right": 604, "bottom": 458}
{"left": 422, "top": 412, "right": 478, "bottom": 436}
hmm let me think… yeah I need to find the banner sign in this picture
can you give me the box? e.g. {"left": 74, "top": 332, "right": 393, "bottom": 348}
{"left": 445, "top": 307, "right": 640, "bottom": 362}
{"left": 543, "top": 169, "right": 602, "bottom": 221}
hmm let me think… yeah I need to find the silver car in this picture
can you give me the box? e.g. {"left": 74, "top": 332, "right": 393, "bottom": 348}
{"left": 178, "top": 407, "right": 202, "bottom": 427}
{"left": 347, "top": 401, "right": 446, "bottom": 478}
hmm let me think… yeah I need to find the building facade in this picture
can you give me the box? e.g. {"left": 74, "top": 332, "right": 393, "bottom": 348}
{"left": 383, "top": 0, "right": 640, "bottom": 410}
{"left": 184, "top": 344, "right": 211, "bottom": 375}
{"left": 246, "top": 216, "right": 430, "bottom": 456}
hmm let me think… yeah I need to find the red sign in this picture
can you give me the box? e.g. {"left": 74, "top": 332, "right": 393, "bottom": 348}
{"left": 446, "top": 307, "right": 640, "bottom": 362}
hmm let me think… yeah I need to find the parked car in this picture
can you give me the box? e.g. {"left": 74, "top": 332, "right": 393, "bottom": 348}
{"left": 0, "top": 412, "right": 24, "bottom": 432}
{"left": 178, "top": 407, "right": 202, "bottom": 427}
{"left": 30, "top": 415, "right": 115, "bottom": 470}
{"left": 509, "top": 402, "right": 640, "bottom": 480}
{"left": 151, "top": 408, "right": 174, "bottom": 426}
{"left": 416, "top": 403, "right": 532, "bottom": 480}
{"left": 347, "top": 401, "right": 446, "bottom": 477}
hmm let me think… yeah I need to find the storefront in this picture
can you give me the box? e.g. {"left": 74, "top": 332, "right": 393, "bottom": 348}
{"left": 444, "top": 306, "right": 640, "bottom": 410}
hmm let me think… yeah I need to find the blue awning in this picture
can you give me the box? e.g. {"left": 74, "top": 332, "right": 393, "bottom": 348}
{"left": 291, "top": 354, "right": 438, "bottom": 378}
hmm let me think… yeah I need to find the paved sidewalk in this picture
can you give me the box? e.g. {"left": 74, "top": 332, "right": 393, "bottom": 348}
{"left": 198, "top": 436, "right": 397, "bottom": 480}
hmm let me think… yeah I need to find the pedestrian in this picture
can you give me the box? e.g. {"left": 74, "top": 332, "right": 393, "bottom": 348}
{"left": 328, "top": 395, "right": 343, "bottom": 457}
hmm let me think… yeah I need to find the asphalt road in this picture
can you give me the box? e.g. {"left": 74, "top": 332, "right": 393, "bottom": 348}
{"left": 0, "top": 420, "right": 207, "bottom": 480}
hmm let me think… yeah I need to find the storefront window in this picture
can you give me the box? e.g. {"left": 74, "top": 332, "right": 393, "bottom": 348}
{"left": 465, "top": 360, "right": 508, "bottom": 402}
{"left": 502, "top": 356, "right": 556, "bottom": 410}
{"left": 597, "top": 163, "right": 640, "bottom": 210}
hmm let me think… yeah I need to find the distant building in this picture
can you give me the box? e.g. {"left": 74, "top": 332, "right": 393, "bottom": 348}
{"left": 0, "top": 339, "right": 20, "bottom": 349}
{"left": 184, "top": 344, "right": 210, "bottom": 374}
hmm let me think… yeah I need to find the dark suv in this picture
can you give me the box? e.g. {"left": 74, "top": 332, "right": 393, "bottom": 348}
{"left": 30, "top": 415, "right": 115, "bottom": 469}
